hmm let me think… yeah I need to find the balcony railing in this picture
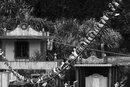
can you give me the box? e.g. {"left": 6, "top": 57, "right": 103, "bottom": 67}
{"left": 0, "top": 61, "right": 62, "bottom": 70}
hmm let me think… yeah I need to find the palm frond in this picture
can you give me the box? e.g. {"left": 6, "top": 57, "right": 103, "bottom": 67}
{"left": 54, "top": 18, "right": 80, "bottom": 45}
{"left": 101, "top": 28, "right": 122, "bottom": 48}
{"left": 79, "top": 18, "right": 96, "bottom": 37}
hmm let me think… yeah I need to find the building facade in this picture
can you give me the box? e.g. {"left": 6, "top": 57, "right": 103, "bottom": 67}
{"left": 74, "top": 55, "right": 130, "bottom": 87}
{"left": 0, "top": 24, "right": 63, "bottom": 87}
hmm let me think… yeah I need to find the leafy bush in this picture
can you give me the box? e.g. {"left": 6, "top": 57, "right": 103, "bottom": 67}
{"left": 47, "top": 18, "right": 123, "bottom": 59}
{"left": 29, "top": 51, "right": 45, "bottom": 61}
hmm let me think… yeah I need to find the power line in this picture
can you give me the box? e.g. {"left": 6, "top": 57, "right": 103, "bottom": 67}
{"left": 88, "top": 48, "right": 129, "bottom": 56}
{"left": 53, "top": 41, "right": 130, "bottom": 56}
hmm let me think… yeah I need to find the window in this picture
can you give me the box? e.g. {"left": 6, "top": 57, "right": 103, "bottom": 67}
{"left": 15, "top": 40, "right": 29, "bottom": 59}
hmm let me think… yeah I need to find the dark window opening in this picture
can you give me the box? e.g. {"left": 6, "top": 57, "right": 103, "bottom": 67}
{"left": 15, "top": 40, "right": 29, "bottom": 59}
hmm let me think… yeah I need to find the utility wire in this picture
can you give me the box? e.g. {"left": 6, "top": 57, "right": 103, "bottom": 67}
{"left": 88, "top": 48, "right": 129, "bottom": 56}
{"left": 53, "top": 41, "right": 130, "bottom": 56}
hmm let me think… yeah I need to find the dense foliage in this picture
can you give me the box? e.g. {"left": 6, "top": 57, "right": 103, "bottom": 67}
{"left": 0, "top": 0, "right": 130, "bottom": 57}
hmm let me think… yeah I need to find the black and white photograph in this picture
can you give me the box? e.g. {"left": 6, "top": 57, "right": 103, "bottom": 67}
{"left": 0, "top": 0, "right": 130, "bottom": 87}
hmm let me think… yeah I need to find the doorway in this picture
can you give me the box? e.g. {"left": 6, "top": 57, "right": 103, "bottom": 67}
{"left": 85, "top": 74, "right": 107, "bottom": 87}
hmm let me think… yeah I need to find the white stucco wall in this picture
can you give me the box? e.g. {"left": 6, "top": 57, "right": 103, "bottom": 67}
{"left": 29, "top": 40, "right": 41, "bottom": 58}
{"left": 3, "top": 40, "right": 41, "bottom": 61}
{"left": 3, "top": 40, "right": 15, "bottom": 61}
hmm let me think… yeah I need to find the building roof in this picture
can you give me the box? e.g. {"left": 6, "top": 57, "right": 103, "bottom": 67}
{"left": 75, "top": 56, "right": 130, "bottom": 67}
{"left": 0, "top": 36, "right": 55, "bottom": 40}
{"left": 0, "top": 25, "right": 55, "bottom": 40}
{"left": 75, "top": 64, "right": 112, "bottom": 67}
